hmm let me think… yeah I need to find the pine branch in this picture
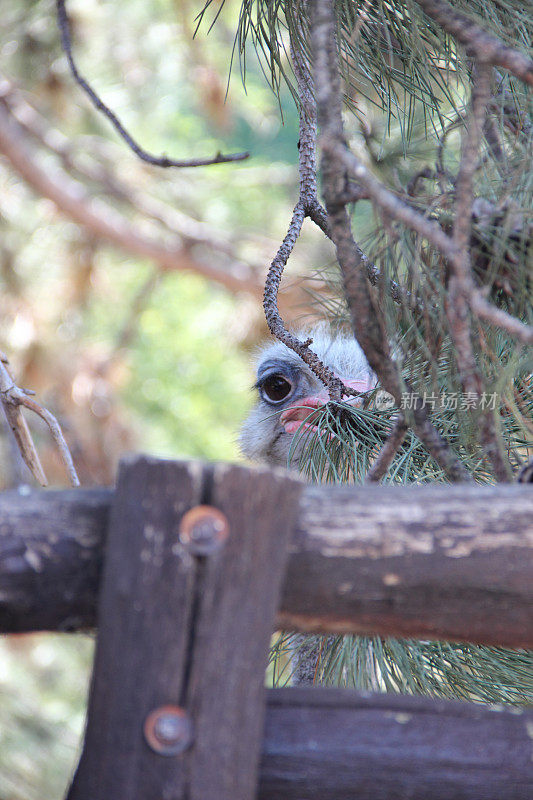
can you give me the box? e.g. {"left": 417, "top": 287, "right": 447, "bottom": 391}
{"left": 340, "top": 148, "right": 459, "bottom": 259}
{"left": 263, "top": 22, "right": 417, "bottom": 399}
{"left": 446, "top": 64, "right": 510, "bottom": 481}
{"left": 263, "top": 200, "right": 345, "bottom": 395}
{"left": 470, "top": 293, "right": 533, "bottom": 345}
{"left": 365, "top": 414, "right": 408, "bottom": 482}
{"left": 310, "top": 0, "right": 472, "bottom": 483}
{"left": 340, "top": 145, "right": 533, "bottom": 345}
{"left": 263, "top": 25, "right": 352, "bottom": 401}
{"left": 413, "top": 0, "right": 533, "bottom": 86}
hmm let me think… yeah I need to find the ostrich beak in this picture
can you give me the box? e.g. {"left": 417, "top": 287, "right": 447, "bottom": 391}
{"left": 280, "top": 376, "right": 375, "bottom": 435}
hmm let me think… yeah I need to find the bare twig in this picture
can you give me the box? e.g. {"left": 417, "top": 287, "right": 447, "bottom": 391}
{"left": 20, "top": 396, "right": 80, "bottom": 487}
{"left": 263, "top": 201, "right": 346, "bottom": 398}
{"left": 413, "top": 0, "right": 533, "bottom": 86}
{"left": 366, "top": 414, "right": 408, "bottom": 483}
{"left": 309, "top": 0, "right": 387, "bottom": 376}
{"left": 0, "top": 411, "right": 29, "bottom": 489}
{"left": 0, "top": 358, "right": 47, "bottom": 486}
{"left": 310, "top": 0, "right": 471, "bottom": 483}
{"left": 263, "top": 25, "right": 349, "bottom": 401}
{"left": 0, "top": 354, "right": 79, "bottom": 487}
{"left": 56, "top": 0, "right": 249, "bottom": 167}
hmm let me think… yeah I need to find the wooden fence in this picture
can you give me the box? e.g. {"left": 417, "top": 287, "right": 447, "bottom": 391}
{"left": 1, "top": 454, "right": 532, "bottom": 799}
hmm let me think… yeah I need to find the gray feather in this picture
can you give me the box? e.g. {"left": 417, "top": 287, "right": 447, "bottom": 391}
{"left": 239, "top": 326, "right": 373, "bottom": 469}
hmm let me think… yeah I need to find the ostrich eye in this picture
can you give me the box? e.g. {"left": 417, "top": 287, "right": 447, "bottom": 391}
{"left": 260, "top": 374, "right": 293, "bottom": 404}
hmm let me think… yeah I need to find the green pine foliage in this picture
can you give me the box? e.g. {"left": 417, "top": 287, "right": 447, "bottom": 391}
{"left": 200, "top": 0, "right": 533, "bottom": 704}
{"left": 271, "top": 633, "right": 533, "bottom": 703}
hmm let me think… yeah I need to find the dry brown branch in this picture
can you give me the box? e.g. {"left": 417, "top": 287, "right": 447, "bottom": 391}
{"left": 470, "top": 292, "right": 533, "bottom": 345}
{"left": 0, "top": 354, "right": 79, "bottom": 487}
{"left": 56, "top": 0, "right": 249, "bottom": 167}
{"left": 0, "top": 84, "right": 334, "bottom": 317}
{"left": 310, "top": 0, "right": 472, "bottom": 483}
{"left": 413, "top": 0, "right": 533, "bottom": 86}
{"left": 447, "top": 64, "right": 510, "bottom": 481}
{"left": 0, "top": 359, "right": 47, "bottom": 487}
{"left": 20, "top": 396, "right": 80, "bottom": 487}
{"left": 0, "top": 102, "right": 263, "bottom": 297}
{"left": 0, "top": 84, "right": 243, "bottom": 258}
{"left": 365, "top": 413, "right": 408, "bottom": 483}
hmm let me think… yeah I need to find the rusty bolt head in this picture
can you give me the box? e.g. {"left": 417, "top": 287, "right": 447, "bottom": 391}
{"left": 179, "top": 505, "right": 229, "bottom": 555}
{"left": 144, "top": 705, "right": 193, "bottom": 756}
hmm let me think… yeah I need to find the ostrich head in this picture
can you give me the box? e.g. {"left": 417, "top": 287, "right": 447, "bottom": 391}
{"left": 239, "top": 328, "right": 376, "bottom": 469}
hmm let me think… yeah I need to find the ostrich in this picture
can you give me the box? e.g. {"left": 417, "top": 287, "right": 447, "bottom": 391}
{"left": 240, "top": 327, "right": 377, "bottom": 684}
{"left": 240, "top": 329, "right": 533, "bottom": 699}
{"left": 239, "top": 327, "right": 376, "bottom": 471}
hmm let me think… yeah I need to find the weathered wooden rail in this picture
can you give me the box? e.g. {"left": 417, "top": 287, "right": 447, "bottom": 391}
{"left": 1, "top": 455, "right": 532, "bottom": 799}
{"left": 1, "top": 473, "right": 532, "bottom": 646}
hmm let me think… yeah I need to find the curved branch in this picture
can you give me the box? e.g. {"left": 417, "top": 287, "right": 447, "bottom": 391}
{"left": 263, "top": 27, "right": 399, "bottom": 401}
{"left": 263, "top": 201, "right": 346, "bottom": 396}
{"left": 56, "top": 0, "right": 249, "bottom": 167}
{"left": 365, "top": 414, "right": 408, "bottom": 483}
{"left": 262, "top": 28, "right": 349, "bottom": 401}
{"left": 20, "top": 395, "right": 80, "bottom": 487}
{"left": 0, "top": 84, "right": 244, "bottom": 258}
{"left": 264, "top": 19, "right": 417, "bottom": 397}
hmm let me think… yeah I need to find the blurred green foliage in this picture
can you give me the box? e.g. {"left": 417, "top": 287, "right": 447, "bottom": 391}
{"left": 1, "top": 0, "right": 331, "bottom": 478}
{"left": 0, "top": 1, "right": 318, "bottom": 797}
{"left": 0, "top": 635, "right": 93, "bottom": 800}
{"left": 127, "top": 272, "right": 253, "bottom": 460}
{"left": 1, "top": 0, "right": 531, "bottom": 797}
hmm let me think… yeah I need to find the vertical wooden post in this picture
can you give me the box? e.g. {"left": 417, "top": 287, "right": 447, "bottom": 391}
{"left": 68, "top": 455, "right": 302, "bottom": 800}
{"left": 183, "top": 462, "right": 302, "bottom": 799}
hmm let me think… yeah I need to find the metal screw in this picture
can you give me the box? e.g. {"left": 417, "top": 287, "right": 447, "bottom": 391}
{"left": 179, "top": 505, "right": 229, "bottom": 555}
{"left": 144, "top": 705, "right": 193, "bottom": 756}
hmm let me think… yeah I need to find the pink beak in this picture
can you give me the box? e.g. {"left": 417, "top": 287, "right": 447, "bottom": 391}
{"left": 280, "top": 376, "right": 375, "bottom": 435}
